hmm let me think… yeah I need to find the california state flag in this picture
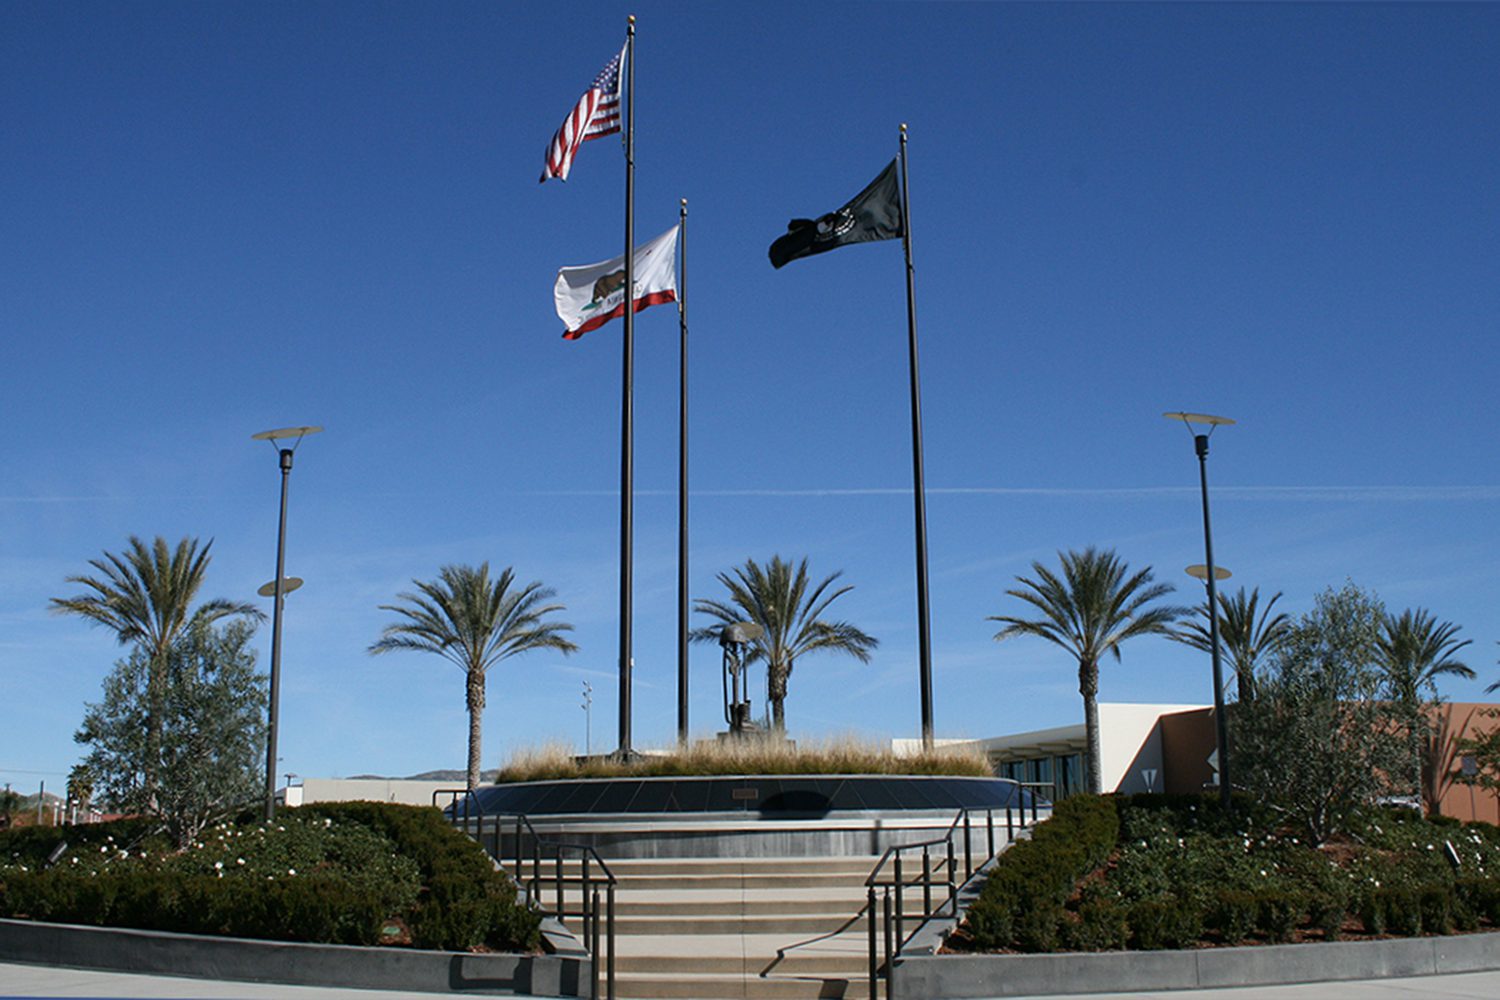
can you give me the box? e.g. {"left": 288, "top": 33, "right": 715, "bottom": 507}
{"left": 554, "top": 225, "right": 679, "bottom": 340}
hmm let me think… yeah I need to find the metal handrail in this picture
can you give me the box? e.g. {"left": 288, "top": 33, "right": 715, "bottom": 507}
{"left": 864, "top": 787, "right": 1050, "bottom": 1000}
{"left": 434, "top": 789, "right": 616, "bottom": 1000}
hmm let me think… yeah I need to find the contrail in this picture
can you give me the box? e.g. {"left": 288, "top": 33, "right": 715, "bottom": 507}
{"left": 512, "top": 485, "right": 1500, "bottom": 502}
{"left": 6, "top": 486, "right": 1494, "bottom": 503}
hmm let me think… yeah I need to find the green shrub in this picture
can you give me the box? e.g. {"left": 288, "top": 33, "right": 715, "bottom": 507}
{"left": 1012, "top": 903, "right": 1064, "bottom": 952}
{"left": 1455, "top": 877, "right": 1500, "bottom": 924}
{"left": 1382, "top": 888, "right": 1423, "bottom": 936}
{"left": 962, "top": 795, "right": 1119, "bottom": 951}
{"left": 0, "top": 803, "right": 539, "bottom": 953}
{"left": 1418, "top": 887, "right": 1453, "bottom": 935}
{"left": 1208, "top": 890, "right": 1258, "bottom": 944}
{"left": 1307, "top": 893, "right": 1347, "bottom": 940}
{"left": 1359, "top": 891, "right": 1387, "bottom": 935}
{"left": 1125, "top": 898, "right": 1197, "bottom": 950}
{"left": 1255, "top": 891, "right": 1302, "bottom": 943}
{"left": 1067, "top": 898, "right": 1128, "bottom": 951}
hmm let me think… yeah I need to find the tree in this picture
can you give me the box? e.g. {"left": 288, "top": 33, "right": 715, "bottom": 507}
{"left": 76, "top": 619, "right": 266, "bottom": 846}
{"left": 51, "top": 536, "right": 261, "bottom": 803}
{"left": 1170, "top": 587, "right": 1292, "bottom": 702}
{"left": 66, "top": 763, "right": 95, "bottom": 823}
{"left": 988, "top": 547, "right": 1183, "bottom": 795}
{"left": 691, "top": 555, "right": 878, "bottom": 733}
{"left": 1376, "top": 608, "right": 1473, "bottom": 807}
{"left": 1231, "top": 582, "right": 1404, "bottom": 844}
{"left": 370, "top": 564, "right": 578, "bottom": 789}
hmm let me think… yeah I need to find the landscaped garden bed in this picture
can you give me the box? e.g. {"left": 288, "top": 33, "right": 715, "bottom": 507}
{"left": 494, "top": 738, "right": 992, "bottom": 782}
{"left": 953, "top": 793, "right": 1500, "bottom": 953}
{"left": 0, "top": 802, "right": 539, "bottom": 953}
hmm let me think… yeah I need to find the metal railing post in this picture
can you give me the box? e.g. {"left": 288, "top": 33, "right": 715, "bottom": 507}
{"left": 867, "top": 886, "right": 879, "bottom": 1000}
{"left": 606, "top": 882, "right": 616, "bottom": 1000}
{"left": 582, "top": 853, "right": 591, "bottom": 925}
{"left": 986, "top": 808, "right": 995, "bottom": 860}
{"left": 946, "top": 839, "right": 956, "bottom": 916}
{"left": 590, "top": 887, "right": 601, "bottom": 1000}
{"left": 513, "top": 816, "right": 523, "bottom": 881}
{"left": 1007, "top": 804, "right": 1014, "bottom": 840}
{"left": 921, "top": 848, "right": 932, "bottom": 917}
{"left": 893, "top": 854, "right": 904, "bottom": 939}
{"left": 883, "top": 887, "right": 896, "bottom": 996}
{"left": 963, "top": 811, "right": 973, "bottom": 880}
{"left": 555, "top": 853, "right": 565, "bottom": 919}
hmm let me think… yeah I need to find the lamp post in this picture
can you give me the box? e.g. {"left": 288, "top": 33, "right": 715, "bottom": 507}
{"left": 1165, "top": 411, "right": 1234, "bottom": 812}
{"left": 251, "top": 425, "right": 321, "bottom": 821}
{"left": 581, "top": 681, "right": 593, "bottom": 758}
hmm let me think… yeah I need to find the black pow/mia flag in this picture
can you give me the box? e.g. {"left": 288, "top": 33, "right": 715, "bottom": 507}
{"left": 768, "top": 159, "right": 904, "bottom": 269}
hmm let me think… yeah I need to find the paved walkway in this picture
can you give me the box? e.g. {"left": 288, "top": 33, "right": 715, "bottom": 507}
{"left": 4, "top": 962, "right": 1500, "bottom": 999}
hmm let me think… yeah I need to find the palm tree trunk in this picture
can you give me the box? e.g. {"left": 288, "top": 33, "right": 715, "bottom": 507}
{"left": 768, "top": 662, "right": 789, "bottom": 733}
{"left": 466, "top": 671, "right": 485, "bottom": 791}
{"left": 144, "top": 651, "right": 166, "bottom": 809}
{"left": 1080, "top": 659, "right": 1102, "bottom": 795}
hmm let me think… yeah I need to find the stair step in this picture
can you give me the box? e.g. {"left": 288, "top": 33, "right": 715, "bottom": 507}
{"left": 615, "top": 914, "right": 862, "bottom": 936}
{"left": 614, "top": 872, "right": 871, "bottom": 890}
{"left": 613, "top": 971, "right": 871, "bottom": 999}
{"left": 605, "top": 856, "right": 877, "bottom": 877}
{"left": 614, "top": 949, "right": 868, "bottom": 975}
{"left": 615, "top": 897, "right": 863, "bottom": 916}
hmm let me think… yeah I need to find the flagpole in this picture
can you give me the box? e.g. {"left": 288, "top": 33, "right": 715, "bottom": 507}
{"left": 899, "top": 123, "right": 935, "bottom": 751}
{"left": 677, "top": 197, "right": 690, "bottom": 747}
{"left": 617, "top": 14, "right": 637, "bottom": 757}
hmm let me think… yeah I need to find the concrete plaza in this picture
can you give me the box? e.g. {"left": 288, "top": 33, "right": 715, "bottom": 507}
{"left": 4, "top": 961, "right": 1500, "bottom": 999}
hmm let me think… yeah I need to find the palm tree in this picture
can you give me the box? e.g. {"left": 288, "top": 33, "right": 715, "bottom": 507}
{"left": 51, "top": 536, "right": 261, "bottom": 802}
{"left": 1170, "top": 587, "right": 1292, "bottom": 702}
{"left": 67, "top": 763, "right": 95, "bottom": 823}
{"left": 370, "top": 563, "right": 578, "bottom": 790}
{"left": 989, "top": 547, "right": 1185, "bottom": 795}
{"left": 691, "top": 555, "right": 877, "bottom": 733}
{"left": 1376, "top": 608, "right": 1473, "bottom": 804}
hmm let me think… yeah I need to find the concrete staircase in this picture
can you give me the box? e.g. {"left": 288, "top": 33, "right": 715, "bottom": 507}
{"left": 601, "top": 856, "right": 877, "bottom": 1000}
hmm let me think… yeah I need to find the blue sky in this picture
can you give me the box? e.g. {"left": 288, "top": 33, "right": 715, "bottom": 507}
{"left": 3, "top": 2, "right": 1497, "bottom": 792}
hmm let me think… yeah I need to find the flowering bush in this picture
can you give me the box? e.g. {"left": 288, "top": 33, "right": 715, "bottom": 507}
{"left": 0, "top": 803, "right": 537, "bottom": 952}
{"left": 955, "top": 793, "right": 1500, "bottom": 953}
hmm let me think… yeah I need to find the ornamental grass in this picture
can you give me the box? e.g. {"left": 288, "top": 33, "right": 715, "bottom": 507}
{"left": 493, "top": 734, "right": 992, "bottom": 783}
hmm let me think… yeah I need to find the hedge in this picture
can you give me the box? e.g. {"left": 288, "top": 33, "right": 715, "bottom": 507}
{"left": 0, "top": 803, "right": 539, "bottom": 953}
{"left": 959, "top": 794, "right": 1500, "bottom": 954}
{"left": 964, "top": 795, "right": 1119, "bottom": 951}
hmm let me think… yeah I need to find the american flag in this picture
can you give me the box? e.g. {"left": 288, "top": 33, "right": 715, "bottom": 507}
{"left": 539, "top": 44, "right": 624, "bottom": 183}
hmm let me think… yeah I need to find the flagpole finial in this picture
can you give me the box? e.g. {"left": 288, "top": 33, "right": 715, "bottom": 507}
{"left": 680, "top": 197, "right": 687, "bottom": 208}
{"left": 628, "top": 13, "right": 636, "bottom": 25}
{"left": 901, "top": 122, "right": 909, "bottom": 134}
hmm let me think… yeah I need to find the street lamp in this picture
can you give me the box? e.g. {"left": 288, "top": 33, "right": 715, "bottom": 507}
{"left": 251, "top": 425, "right": 321, "bottom": 821}
{"left": 1186, "top": 561, "right": 1238, "bottom": 714}
{"left": 1165, "top": 411, "right": 1234, "bottom": 812}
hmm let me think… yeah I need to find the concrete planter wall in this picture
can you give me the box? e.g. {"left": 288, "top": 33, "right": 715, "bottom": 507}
{"left": 891, "top": 930, "right": 1500, "bottom": 998}
{"left": 0, "top": 918, "right": 590, "bottom": 998}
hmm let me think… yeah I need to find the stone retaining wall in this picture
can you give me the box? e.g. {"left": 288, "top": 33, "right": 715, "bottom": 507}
{"left": 0, "top": 918, "right": 588, "bottom": 997}
{"left": 891, "top": 930, "right": 1500, "bottom": 997}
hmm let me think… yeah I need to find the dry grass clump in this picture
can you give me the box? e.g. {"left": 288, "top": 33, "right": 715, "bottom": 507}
{"left": 494, "top": 735, "right": 991, "bottom": 783}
